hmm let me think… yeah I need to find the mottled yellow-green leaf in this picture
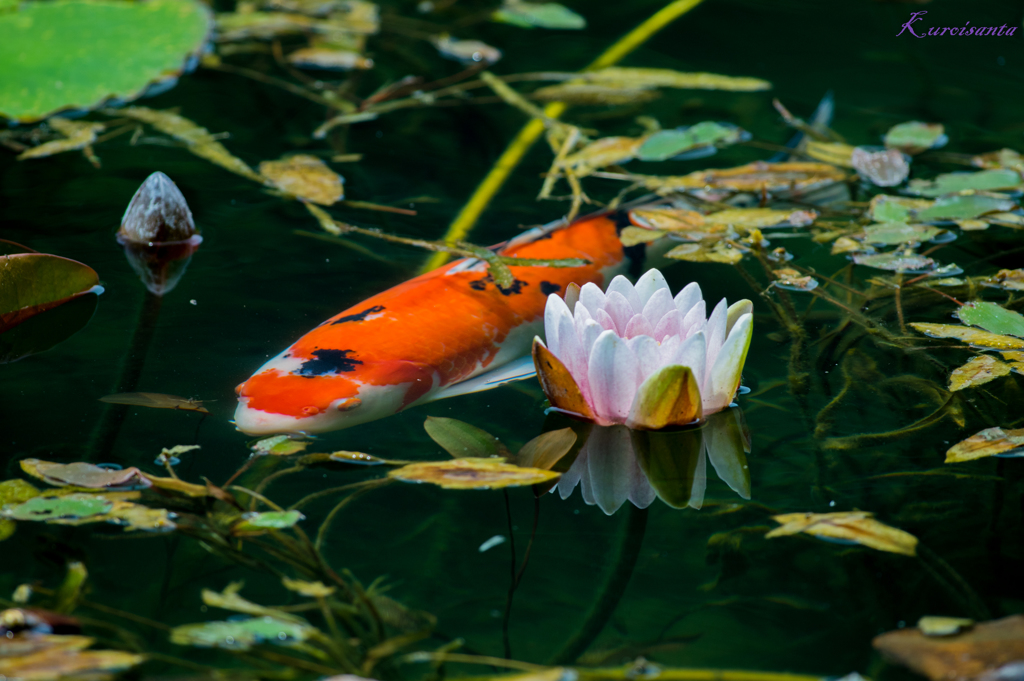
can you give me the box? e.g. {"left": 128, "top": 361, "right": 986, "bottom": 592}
{"left": 772, "top": 268, "right": 818, "bottom": 292}
{"left": 884, "top": 121, "right": 947, "bottom": 153}
{"left": 666, "top": 240, "right": 744, "bottom": 264}
{"left": 918, "top": 616, "right": 974, "bottom": 636}
{"left": 585, "top": 67, "right": 770, "bottom": 92}
{"left": 259, "top": 154, "right": 343, "bottom": 205}
{"left": 910, "top": 323, "right": 1024, "bottom": 350}
{"left": 946, "top": 427, "right": 1024, "bottom": 463}
{"left": 805, "top": 140, "right": 855, "bottom": 167}
{"left": 17, "top": 119, "right": 104, "bottom": 160}
{"left": 767, "top": 511, "right": 918, "bottom": 556}
{"left": 644, "top": 162, "right": 845, "bottom": 193}
{"left": 389, "top": 458, "right": 559, "bottom": 490}
{"left": 948, "top": 355, "right": 1011, "bottom": 391}
{"left": 619, "top": 226, "right": 666, "bottom": 247}
{"left": 252, "top": 434, "right": 310, "bottom": 456}
{"left": 704, "top": 207, "right": 816, "bottom": 229}
{"left": 281, "top": 577, "right": 335, "bottom": 598}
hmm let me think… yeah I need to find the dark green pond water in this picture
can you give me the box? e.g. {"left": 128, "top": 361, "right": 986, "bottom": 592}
{"left": 3, "top": 0, "right": 1024, "bottom": 679}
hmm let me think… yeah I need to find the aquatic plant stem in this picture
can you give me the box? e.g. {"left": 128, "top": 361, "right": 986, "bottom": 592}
{"left": 502, "top": 489, "right": 517, "bottom": 659}
{"left": 549, "top": 504, "right": 649, "bottom": 664}
{"left": 87, "top": 291, "right": 163, "bottom": 460}
{"left": 419, "top": 0, "right": 706, "bottom": 273}
{"left": 917, "top": 544, "right": 991, "bottom": 620}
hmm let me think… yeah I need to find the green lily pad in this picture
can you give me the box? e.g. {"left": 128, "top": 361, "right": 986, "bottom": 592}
{"left": 862, "top": 222, "right": 944, "bottom": 245}
{"left": 2, "top": 494, "right": 112, "bottom": 522}
{"left": 232, "top": 510, "right": 304, "bottom": 535}
{"left": 1, "top": 253, "right": 101, "bottom": 332}
{"left": 883, "top": 121, "right": 947, "bottom": 153}
{"left": 915, "top": 194, "right": 1017, "bottom": 221}
{"left": 851, "top": 251, "right": 935, "bottom": 272}
{"left": 423, "top": 416, "right": 509, "bottom": 458}
{"left": 906, "top": 169, "right": 1024, "bottom": 197}
{"left": 955, "top": 301, "right": 1024, "bottom": 339}
{"left": 492, "top": 1, "right": 585, "bottom": 29}
{"left": 870, "top": 195, "right": 933, "bottom": 223}
{"left": 0, "top": 0, "right": 212, "bottom": 122}
{"left": 170, "top": 616, "right": 312, "bottom": 651}
{"left": 637, "top": 122, "right": 745, "bottom": 162}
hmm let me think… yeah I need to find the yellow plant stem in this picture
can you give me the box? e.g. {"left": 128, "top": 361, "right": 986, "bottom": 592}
{"left": 420, "top": 0, "right": 706, "bottom": 273}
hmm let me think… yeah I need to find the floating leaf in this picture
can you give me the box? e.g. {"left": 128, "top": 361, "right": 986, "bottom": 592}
{"left": 281, "top": 578, "right": 335, "bottom": 598}
{"left": 0, "top": 479, "right": 40, "bottom": 541}
{"left": 144, "top": 474, "right": 209, "bottom": 497}
{"left": 1, "top": 253, "right": 101, "bottom": 333}
{"left": 0, "top": 636, "right": 144, "bottom": 679}
{"left": 772, "top": 268, "right": 818, "bottom": 292}
{"left": 288, "top": 47, "right": 373, "bottom": 70}
{"left": 907, "top": 169, "right": 1023, "bottom": 197}
{"left": 766, "top": 511, "right": 918, "bottom": 556}
{"left": 423, "top": 417, "right": 510, "bottom": 458}
{"left": 618, "top": 226, "right": 665, "bottom": 247}
{"left": 910, "top": 323, "right": 1024, "bottom": 350}
{"left": 0, "top": 0, "right": 211, "bottom": 122}
{"left": 704, "top": 207, "right": 817, "bottom": 230}
{"left": 17, "top": 118, "right": 104, "bottom": 160}
{"left": 103, "top": 501, "right": 176, "bottom": 532}
{"left": 328, "top": 450, "right": 389, "bottom": 465}
{"left": 919, "top": 617, "right": 975, "bottom": 637}
{"left": 973, "top": 148, "right": 1024, "bottom": 173}
{"left": 583, "top": 67, "right": 771, "bottom": 92}
{"left": 645, "top": 161, "right": 846, "bottom": 194}
{"left": 884, "top": 121, "right": 947, "bottom": 154}
{"left": 948, "top": 355, "right": 1011, "bottom": 392}
{"left": 862, "top": 222, "right": 945, "bottom": 245}
{"left": 870, "top": 195, "right": 934, "bottom": 223}
{"left": 983, "top": 269, "right": 1024, "bottom": 292}
{"left": 259, "top": 154, "right": 343, "bottom": 205}
{"left": 852, "top": 251, "right": 934, "bottom": 272}
{"left": 215, "top": 11, "right": 327, "bottom": 41}
{"left": 389, "top": 458, "right": 560, "bottom": 490}
{"left": 915, "top": 194, "right": 1016, "bottom": 222}
{"left": 232, "top": 511, "right": 304, "bottom": 536}
{"left": 492, "top": 1, "right": 585, "bottom": 29}
{"left": 955, "top": 302, "right": 1024, "bottom": 338}
{"left": 98, "top": 392, "right": 209, "bottom": 414}
{"left": 636, "top": 122, "right": 746, "bottom": 162}
{"left": 560, "top": 136, "right": 644, "bottom": 175}
{"left": 831, "top": 236, "right": 864, "bottom": 255}
{"left": 513, "top": 428, "right": 577, "bottom": 471}
{"left": 873, "top": 615, "right": 1024, "bottom": 681}
{"left": 170, "top": 616, "right": 312, "bottom": 651}
{"left": 805, "top": 140, "right": 855, "bottom": 167}
{"left": 851, "top": 147, "right": 910, "bottom": 187}
{"left": 20, "top": 459, "right": 151, "bottom": 489}
{"left": 251, "top": 435, "right": 310, "bottom": 456}
{"left": 628, "top": 207, "right": 705, "bottom": 232}
{"left": 118, "top": 106, "right": 263, "bottom": 182}
{"left": 532, "top": 84, "right": 658, "bottom": 105}
{"left": 665, "top": 240, "right": 744, "bottom": 265}
{"left": 2, "top": 494, "right": 113, "bottom": 522}
{"left": 946, "top": 427, "right": 1024, "bottom": 463}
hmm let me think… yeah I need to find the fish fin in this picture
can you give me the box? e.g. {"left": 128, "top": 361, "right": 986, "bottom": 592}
{"left": 426, "top": 355, "right": 537, "bottom": 402}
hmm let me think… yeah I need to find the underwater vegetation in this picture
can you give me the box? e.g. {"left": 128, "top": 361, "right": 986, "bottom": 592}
{"left": 2, "top": 0, "right": 1024, "bottom": 681}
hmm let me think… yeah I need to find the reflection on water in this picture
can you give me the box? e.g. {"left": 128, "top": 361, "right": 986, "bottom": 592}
{"left": 557, "top": 407, "right": 751, "bottom": 514}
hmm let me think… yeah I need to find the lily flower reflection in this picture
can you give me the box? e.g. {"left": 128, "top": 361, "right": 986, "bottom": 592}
{"left": 533, "top": 269, "right": 753, "bottom": 429}
{"left": 554, "top": 407, "right": 751, "bottom": 515}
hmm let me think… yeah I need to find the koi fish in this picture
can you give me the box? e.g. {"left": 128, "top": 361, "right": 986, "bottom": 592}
{"left": 234, "top": 210, "right": 650, "bottom": 435}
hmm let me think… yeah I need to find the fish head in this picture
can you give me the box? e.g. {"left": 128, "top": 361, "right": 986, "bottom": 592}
{"left": 233, "top": 347, "right": 436, "bottom": 435}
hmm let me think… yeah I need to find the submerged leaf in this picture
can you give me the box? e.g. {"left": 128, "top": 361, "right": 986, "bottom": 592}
{"left": 328, "top": 450, "right": 389, "bottom": 465}
{"left": 873, "top": 615, "right": 1024, "bottom": 681}
{"left": 560, "top": 136, "right": 644, "bottom": 175}
{"left": 767, "top": 511, "right": 918, "bottom": 556}
{"left": 98, "top": 392, "right": 209, "bottom": 413}
{"left": 532, "top": 84, "right": 658, "bottom": 105}
{"left": 910, "top": 323, "right": 1024, "bottom": 350}
{"left": 704, "top": 207, "right": 817, "bottom": 230}
{"left": 0, "top": 0, "right": 211, "bottom": 122}
{"left": 251, "top": 435, "right": 310, "bottom": 456}
{"left": 948, "top": 355, "right": 1011, "bottom": 392}
{"left": 281, "top": 578, "right": 335, "bottom": 598}
{"left": 232, "top": 511, "right": 304, "bottom": 535}
{"left": 20, "top": 459, "right": 151, "bottom": 489}
{"left": 170, "top": 616, "right": 312, "bottom": 651}
{"left": 423, "top": 417, "right": 509, "bottom": 458}
{"left": 2, "top": 494, "right": 113, "bottom": 522}
{"left": 584, "top": 67, "right": 771, "bottom": 92}
{"left": 955, "top": 302, "right": 1024, "bottom": 338}
{"left": 0, "top": 253, "right": 100, "bottom": 333}
{"left": 513, "top": 428, "right": 577, "bottom": 470}
{"left": 665, "top": 241, "right": 744, "bottom": 264}
{"left": 431, "top": 35, "right": 501, "bottom": 64}
{"left": 983, "top": 269, "right": 1024, "bottom": 292}
{"left": 492, "top": 1, "right": 585, "bottom": 29}
{"left": 389, "top": 458, "right": 560, "bottom": 490}
{"left": 645, "top": 161, "right": 846, "bottom": 194}
{"left": 288, "top": 47, "right": 373, "bottom": 70}
{"left": 918, "top": 616, "right": 975, "bottom": 637}
{"left": 805, "top": 140, "right": 855, "bottom": 167}
{"left": 946, "top": 427, "right": 1024, "bottom": 463}
{"left": 0, "top": 636, "right": 144, "bottom": 679}
{"left": 619, "top": 226, "right": 665, "bottom": 247}
{"left": 259, "top": 154, "right": 343, "bottom": 205}
{"left": 628, "top": 207, "right": 705, "bottom": 232}
{"left": 17, "top": 118, "right": 105, "bottom": 160}
{"left": 636, "top": 122, "right": 746, "bottom": 162}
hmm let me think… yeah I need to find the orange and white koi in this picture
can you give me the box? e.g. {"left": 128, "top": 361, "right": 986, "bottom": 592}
{"left": 234, "top": 210, "right": 651, "bottom": 435}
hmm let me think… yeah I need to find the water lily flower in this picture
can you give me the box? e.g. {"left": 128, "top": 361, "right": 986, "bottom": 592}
{"left": 532, "top": 269, "right": 753, "bottom": 430}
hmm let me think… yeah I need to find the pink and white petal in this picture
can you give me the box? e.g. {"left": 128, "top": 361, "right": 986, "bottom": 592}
{"left": 681, "top": 300, "right": 706, "bottom": 338}
{"left": 627, "top": 452, "right": 657, "bottom": 509}
{"left": 587, "top": 330, "right": 642, "bottom": 424}
{"left": 556, "top": 446, "right": 586, "bottom": 500}
{"left": 657, "top": 334, "right": 682, "bottom": 368}
{"left": 623, "top": 313, "right": 654, "bottom": 340}
{"left": 579, "top": 282, "right": 606, "bottom": 318}
{"left": 581, "top": 425, "right": 635, "bottom": 515}
{"left": 674, "top": 282, "right": 703, "bottom": 317}
{"left": 703, "top": 298, "right": 728, "bottom": 379}
{"left": 543, "top": 293, "right": 573, "bottom": 357}
{"left": 726, "top": 299, "right": 753, "bottom": 336}
{"left": 671, "top": 331, "right": 707, "bottom": 390}
{"left": 634, "top": 269, "right": 670, "bottom": 308}
{"left": 653, "top": 308, "right": 682, "bottom": 343}
{"left": 604, "top": 291, "right": 635, "bottom": 332}
{"left": 579, "top": 318, "right": 604, "bottom": 362}
{"left": 642, "top": 287, "right": 675, "bottom": 330}
{"left": 606, "top": 275, "right": 642, "bottom": 314}
{"left": 627, "top": 334, "right": 662, "bottom": 381}
{"left": 552, "top": 304, "right": 590, "bottom": 400}
{"left": 595, "top": 307, "right": 619, "bottom": 334}
{"left": 704, "top": 313, "right": 752, "bottom": 415}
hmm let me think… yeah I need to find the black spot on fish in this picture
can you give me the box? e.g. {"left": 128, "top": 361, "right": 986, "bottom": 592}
{"left": 609, "top": 210, "right": 633, "bottom": 233}
{"left": 468, "top": 274, "right": 528, "bottom": 295}
{"left": 298, "top": 349, "right": 363, "bottom": 377}
{"left": 332, "top": 305, "right": 385, "bottom": 324}
{"left": 540, "top": 281, "right": 560, "bottom": 295}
